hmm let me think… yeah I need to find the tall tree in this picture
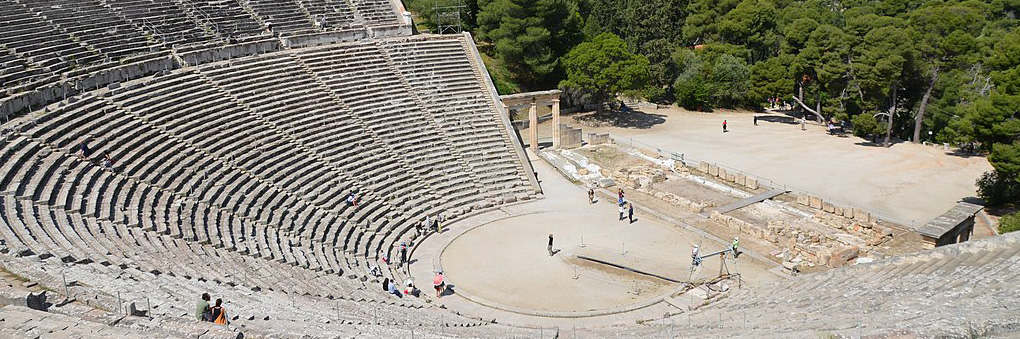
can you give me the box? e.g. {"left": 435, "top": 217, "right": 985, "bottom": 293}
{"left": 476, "top": 0, "right": 583, "bottom": 89}
{"left": 793, "top": 24, "right": 851, "bottom": 121}
{"left": 852, "top": 25, "right": 915, "bottom": 146}
{"left": 907, "top": 2, "right": 985, "bottom": 143}
{"left": 559, "top": 33, "right": 651, "bottom": 107}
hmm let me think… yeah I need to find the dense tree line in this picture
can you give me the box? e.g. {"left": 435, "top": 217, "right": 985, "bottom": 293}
{"left": 406, "top": 0, "right": 1020, "bottom": 205}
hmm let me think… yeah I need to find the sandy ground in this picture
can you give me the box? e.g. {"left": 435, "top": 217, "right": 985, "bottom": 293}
{"left": 431, "top": 152, "right": 780, "bottom": 315}
{"left": 524, "top": 107, "right": 992, "bottom": 226}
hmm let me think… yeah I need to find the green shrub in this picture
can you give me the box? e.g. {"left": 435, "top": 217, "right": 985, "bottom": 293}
{"left": 976, "top": 170, "right": 1020, "bottom": 206}
{"left": 998, "top": 211, "right": 1020, "bottom": 234}
{"left": 850, "top": 113, "right": 879, "bottom": 138}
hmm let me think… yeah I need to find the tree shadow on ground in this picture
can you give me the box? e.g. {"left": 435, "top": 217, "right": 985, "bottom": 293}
{"left": 756, "top": 115, "right": 798, "bottom": 124}
{"left": 573, "top": 109, "right": 666, "bottom": 129}
{"left": 960, "top": 196, "right": 985, "bottom": 205}
{"left": 854, "top": 138, "right": 907, "bottom": 147}
{"left": 944, "top": 148, "right": 986, "bottom": 159}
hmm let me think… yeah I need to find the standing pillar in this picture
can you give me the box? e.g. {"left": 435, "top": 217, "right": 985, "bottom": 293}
{"left": 529, "top": 101, "right": 539, "bottom": 152}
{"left": 551, "top": 99, "right": 561, "bottom": 149}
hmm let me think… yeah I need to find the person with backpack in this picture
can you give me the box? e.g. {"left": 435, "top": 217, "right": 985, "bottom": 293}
{"left": 210, "top": 299, "right": 228, "bottom": 325}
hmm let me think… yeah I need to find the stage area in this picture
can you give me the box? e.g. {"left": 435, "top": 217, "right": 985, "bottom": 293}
{"left": 411, "top": 152, "right": 783, "bottom": 325}
{"left": 442, "top": 210, "right": 691, "bottom": 314}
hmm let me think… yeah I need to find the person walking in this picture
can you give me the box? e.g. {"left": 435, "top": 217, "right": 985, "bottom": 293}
{"left": 722, "top": 120, "right": 728, "bottom": 133}
{"left": 434, "top": 271, "right": 445, "bottom": 298}
{"left": 753, "top": 115, "right": 758, "bottom": 126}
{"left": 195, "top": 293, "right": 211, "bottom": 321}
{"left": 399, "top": 242, "right": 408, "bottom": 267}
{"left": 628, "top": 203, "right": 635, "bottom": 223}
{"left": 548, "top": 234, "right": 554, "bottom": 256}
{"left": 210, "top": 299, "right": 228, "bottom": 325}
{"left": 77, "top": 141, "right": 91, "bottom": 161}
{"left": 732, "top": 237, "right": 740, "bottom": 258}
{"left": 619, "top": 204, "right": 626, "bottom": 221}
{"left": 801, "top": 117, "right": 807, "bottom": 131}
{"left": 588, "top": 187, "right": 595, "bottom": 204}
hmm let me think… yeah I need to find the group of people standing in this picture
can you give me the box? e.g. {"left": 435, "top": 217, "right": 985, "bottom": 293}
{"left": 767, "top": 96, "right": 789, "bottom": 110}
{"left": 195, "top": 293, "right": 228, "bottom": 325}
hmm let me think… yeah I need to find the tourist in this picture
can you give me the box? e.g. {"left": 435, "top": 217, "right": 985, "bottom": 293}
{"left": 588, "top": 187, "right": 595, "bottom": 204}
{"left": 691, "top": 245, "right": 701, "bottom": 267}
{"left": 388, "top": 279, "right": 401, "bottom": 297}
{"left": 437, "top": 213, "right": 444, "bottom": 234}
{"left": 619, "top": 204, "right": 625, "bottom": 221}
{"left": 77, "top": 141, "right": 91, "bottom": 161}
{"left": 346, "top": 193, "right": 355, "bottom": 206}
{"left": 399, "top": 242, "right": 407, "bottom": 267}
{"left": 723, "top": 120, "right": 728, "bottom": 133}
{"left": 102, "top": 151, "right": 114, "bottom": 171}
{"left": 368, "top": 265, "right": 382, "bottom": 277}
{"left": 404, "top": 278, "right": 418, "bottom": 297}
{"left": 732, "top": 237, "right": 740, "bottom": 258}
{"left": 195, "top": 293, "right": 211, "bottom": 321}
{"left": 753, "top": 115, "right": 758, "bottom": 126}
{"left": 801, "top": 117, "right": 807, "bottom": 131}
{"left": 210, "top": 299, "right": 228, "bottom": 325}
{"left": 628, "top": 203, "right": 634, "bottom": 223}
{"left": 618, "top": 188, "right": 625, "bottom": 201}
{"left": 434, "top": 271, "right": 445, "bottom": 298}
{"left": 548, "top": 234, "right": 554, "bottom": 256}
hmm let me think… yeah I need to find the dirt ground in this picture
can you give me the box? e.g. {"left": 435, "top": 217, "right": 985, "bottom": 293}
{"left": 522, "top": 107, "right": 993, "bottom": 226}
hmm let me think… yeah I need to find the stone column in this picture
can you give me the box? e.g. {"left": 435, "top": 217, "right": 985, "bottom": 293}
{"left": 551, "top": 98, "right": 561, "bottom": 149}
{"left": 529, "top": 101, "right": 539, "bottom": 151}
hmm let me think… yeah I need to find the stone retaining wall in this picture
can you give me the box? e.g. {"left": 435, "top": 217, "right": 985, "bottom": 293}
{"left": 709, "top": 211, "right": 866, "bottom": 268}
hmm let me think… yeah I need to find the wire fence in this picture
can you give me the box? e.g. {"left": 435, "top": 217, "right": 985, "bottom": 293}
{"left": 592, "top": 132, "right": 918, "bottom": 228}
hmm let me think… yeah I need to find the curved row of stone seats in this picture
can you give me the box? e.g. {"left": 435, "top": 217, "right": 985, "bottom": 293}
{"left": 194, "top": 53, "right": 425, "bottom": 265}
{"left": 382, "top": 36, "right": 534, "bottom": 199}
{"left": 0, "top": 300, "right": 533, "bottom": 339}
{"left": 246, "top": 0, "right": 319, "bottom": 33}
{"left": 0, "top": 135, "right": 345, "bottom": 281}
{"left": 0, "top": 0, "right": 99, "bottom": 78}
{"left": 6, "top": 72, "right": 387, "bottom": 285}
{"left": 0, "top": 47, "right": 46, "bottom": 93}
{"left": 104, "top": 0, "right": 212, "bottom": 46}
{"left": 296, "top": 42, "right": 485, "bottom": 212}
{"left": 299, "top": 0, "right": 359, "bottom": 29}
{"left": 13, "top": 94, "right": 324, "bottom": 239}
{"left": 350, "top": 0, "right": 401, "bottom": 26}
{"left": 681, "top": 232, "right": 1020, "bottom": 337}
{"left": 18, "top": 0, "right": 155, "bottom": 60}
{"left": 293, "top": 42, "right": 502, "bottom": 270}
{"left": 178, "top": 0, "right": 266, "bottom": 38}
{"left": 0, "top": 195, "right": 353, "bottom": 300}
{"left": 2, "top": 98, "right": 359, "bottom": 278}
{"left": 0, "top": 242, "right": 489, "bottom": 335}
{"left": 0, "top": 185, "right": 443, "bottom": 320}
{"left": 2, "top": 52, "right": 485, "bottom": 285}
{"left": 0, "top": 305, "right": 220, "bottom": 338}
{"left": 1, "top": 34, "right": 535, "bottom": 312}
